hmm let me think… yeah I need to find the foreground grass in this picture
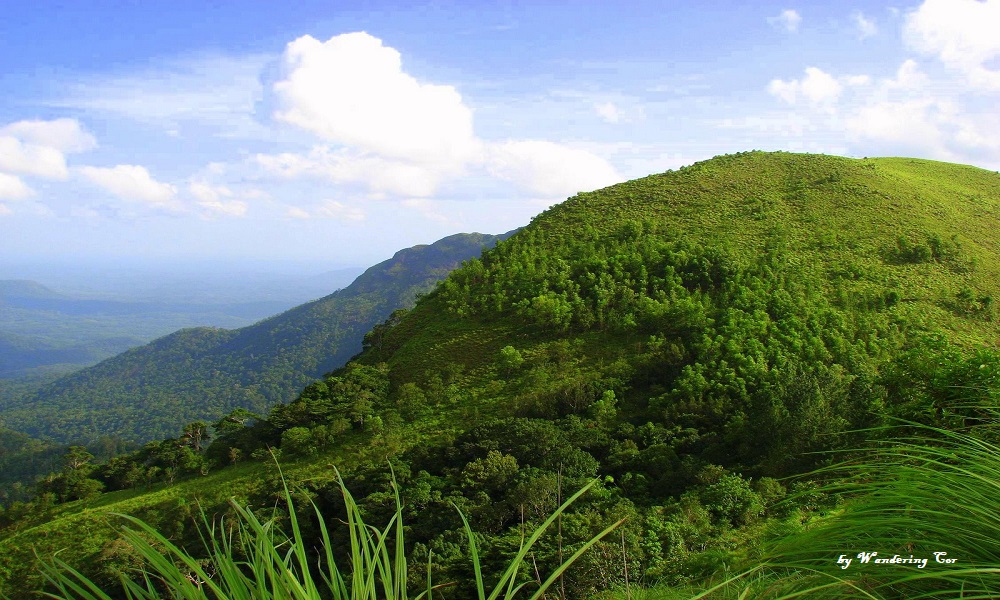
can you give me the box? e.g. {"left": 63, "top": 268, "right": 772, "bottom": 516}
{"left": 35, "top": 466, "right": 623, "bottom": 600}
{"left": 755, "top": 420, "right": 1000, "bottom": 599}
{"left": 600, "top": 418, "right": 1000, "bottom": 600}
{"left": 35, "top": 413, "right": 1000, "bottom": 600}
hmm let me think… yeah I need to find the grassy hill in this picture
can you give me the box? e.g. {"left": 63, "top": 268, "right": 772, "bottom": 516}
{"left": 2, "top": 152, "right": 998, "bottom": 598}
{"left": 0, "top": 232, "right": 509, "bottom": 444}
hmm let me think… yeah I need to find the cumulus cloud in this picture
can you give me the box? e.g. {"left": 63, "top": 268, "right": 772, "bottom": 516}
{"left": 201, "top": 198, "right": 248, "bottom": 217}
{"left": 255, "top": 146, "right": 446, "bottom": 197}
{"left": 769, "top": 9, "right": 802, "bottom": 33}
{"left": 189, "top": 181, "right": 232, "bottom": 204}
{"left": 0, "top": 137, "right": 70, "bottom": 179}
{"left": 0, "top": 118, "right": 96, "bottom": 180}
{"left": 847, "top": 99, "right": 950, "bottom": 155}
{"left": 0, "top": 118, "right": 97, "bottom": 153}
{"left": 263, "top": 32, "right": 621, "bottom": 201}
{"left": 761, "top": 53, "right": 999, "bottom": 168}
{"left": 316, "top": 199, "right": 365, "bottom": 221}
{"left": 904, "top": 0, "right": 1000, "bottom": 89}
{"left": 272, "top": 32, "right": 480, "bottom": 167}
{"left": 189, "top": 181, "right": 248, "bottom": 217}
{"left": 842, "top": 60, "right": 996, "bottom": 161}
{"left": 486, "top": 140, "right": 622, "bottom": 197}
{"left": 768, "top": 67, "right": 844, "bottom": 105}
{"left": 853, "top": 11, "right": 878, "bottom": 39}
{"left": 0, "top": 172, "right": 34, "bottom": 200}
{"left": 884, "top": 59, "right": 929, "bottom": 91}
{"left": 79, "top": 164, "right": 179, "bottom": 209}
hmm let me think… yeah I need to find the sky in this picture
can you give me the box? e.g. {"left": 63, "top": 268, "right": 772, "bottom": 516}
{"left": 1, "top": 0, "right": 998, "bottom": 268}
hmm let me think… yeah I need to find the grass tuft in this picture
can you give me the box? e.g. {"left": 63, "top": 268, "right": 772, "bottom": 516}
{"left": 36, "top": 461, "right": 621, "bottom": 599}
{"left": 692, "top": 416, "right": 1000, "bottom": 599}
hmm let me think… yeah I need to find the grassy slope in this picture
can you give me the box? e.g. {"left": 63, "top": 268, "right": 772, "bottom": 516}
{"left": 2, "top": 152, "right": 999, "bottom": 596}
{"left": 381, "top": 153, "right": 999, "bottom": 388}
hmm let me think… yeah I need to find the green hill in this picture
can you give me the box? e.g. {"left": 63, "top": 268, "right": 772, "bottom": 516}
{"left": 357, "top": 152, "right": 999, "bottom": 476}
{"left": 0, "top": 232, "right": 509, "bottom": 444}
{"left": 2, "top": 152, "right": 998, "bottom": 598}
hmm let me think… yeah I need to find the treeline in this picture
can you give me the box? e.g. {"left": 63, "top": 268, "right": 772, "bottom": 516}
{"left": 437, "top": 222, "right": 901, "bottom": 472}
{"left": 5, "top": 298, "right": 993, "bottom": 593}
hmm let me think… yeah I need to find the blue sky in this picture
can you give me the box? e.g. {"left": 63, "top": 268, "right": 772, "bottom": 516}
{"left": 2, "top": 0, "right": 998, "bottom": 268}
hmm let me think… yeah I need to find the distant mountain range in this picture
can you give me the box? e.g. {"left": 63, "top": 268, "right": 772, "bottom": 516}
{"left": 1, "top": 232, "right": 510, "bottom": 443}
{"left": 0, "top": 268, "right": 365, "bottom": 379}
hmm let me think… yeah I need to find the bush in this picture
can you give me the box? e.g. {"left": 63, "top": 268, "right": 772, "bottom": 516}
{"left": 280, "top": 426, "right": 318, "bottom": 457}
{"left": 699, "top": 473, "right": 764, "bottom": 527}
{"left": 498, "top": 345, "right": 525, "bottom": 374}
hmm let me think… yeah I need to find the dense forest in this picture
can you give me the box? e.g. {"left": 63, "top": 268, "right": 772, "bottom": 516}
{"left": 1, "top": 152, "right": 998, "bottom": 599}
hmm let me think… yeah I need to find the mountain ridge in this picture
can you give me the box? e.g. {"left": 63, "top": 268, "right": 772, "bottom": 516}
{"left": 2, "top": 152, "right": 999, "bottom": 597}
{"left": 1, "top": 232, "right": 511, "bottom": 443}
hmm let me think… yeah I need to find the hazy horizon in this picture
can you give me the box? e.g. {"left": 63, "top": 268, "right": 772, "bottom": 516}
{"left": 0, "top": 256, "right": 369, "bottom": 302}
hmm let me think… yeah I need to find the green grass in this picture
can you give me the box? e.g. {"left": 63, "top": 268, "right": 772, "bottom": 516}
{"left": 672, "top": 417, "right": 1000, "bottom": 599}
{"left": 34, "top": 465, "right": 622, "bottom": 600}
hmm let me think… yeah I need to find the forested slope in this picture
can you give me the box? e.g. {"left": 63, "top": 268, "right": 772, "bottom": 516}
{"left": 3, "top": 152, "right": 999, "bottom": 598}
{"left": 1, "top": 232, "right": 509, "bottom": 444}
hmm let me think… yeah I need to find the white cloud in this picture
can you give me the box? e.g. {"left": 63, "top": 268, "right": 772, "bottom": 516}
{"left": 400, "top": 198, "right": 460, "bottom": 225}
{"left": 272, "top": 32, "right": 480, "bottom": 167}
{"left": 904, "top": 0, "right": 1000, "bottom": 89}
{"left": 0, "top": 204, "right": 11, "bottom": 216}
{"left": 595, "top": 102, "right": 621, "bottom": 123}
{"left": 0, "top": 118, "right": 96, "bottom": 180}
{"left": 189, "top": 181, "right": 232, "bottom": 204}
{"left": 0, "top": 173, "right": 34, "bottom": 200}
{"left": 847, "top": 99, "right": 950, "bottom": 156}
{"left": 885, "top": 59, "right": 929, "bottom": 91}
{"left": 843, "top": 59, "right": 999, "bottom": 161}
{"left": 0, "top": 136, "right": 69, "bottom": 179}
{"left": 266, "top": 32, "right": 620, "bottom": 201}
{"left": 0, "top": 118, "right": 97, "bottom": 153}
{"left": 200, "top": 198, "right": 248, "bottom": 217}
{"left": 255, "top": 146, "right": 445, "bottom": 197}
{"left": 762, "top": 54, "right": 1000, "bottom": 168}
{"left": 486, "top": 140, "right": 621, "bottom": 198}
{"left": 768, "top": 67, "right": 843, "bottom": 105}
{"left": 769, "top": 9, "right": 802, "bottom": 33}
{"left": 852, "top": 11, "right": 878, "bottom": 39}
{"left": 79, "top": 164, "right": 179, "bottom": 209}
{"left": 189, "top": 181, "right": 248, "bottom": 217}
{"left": 253, "top": 152, "right": 312, "bottom": 178}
